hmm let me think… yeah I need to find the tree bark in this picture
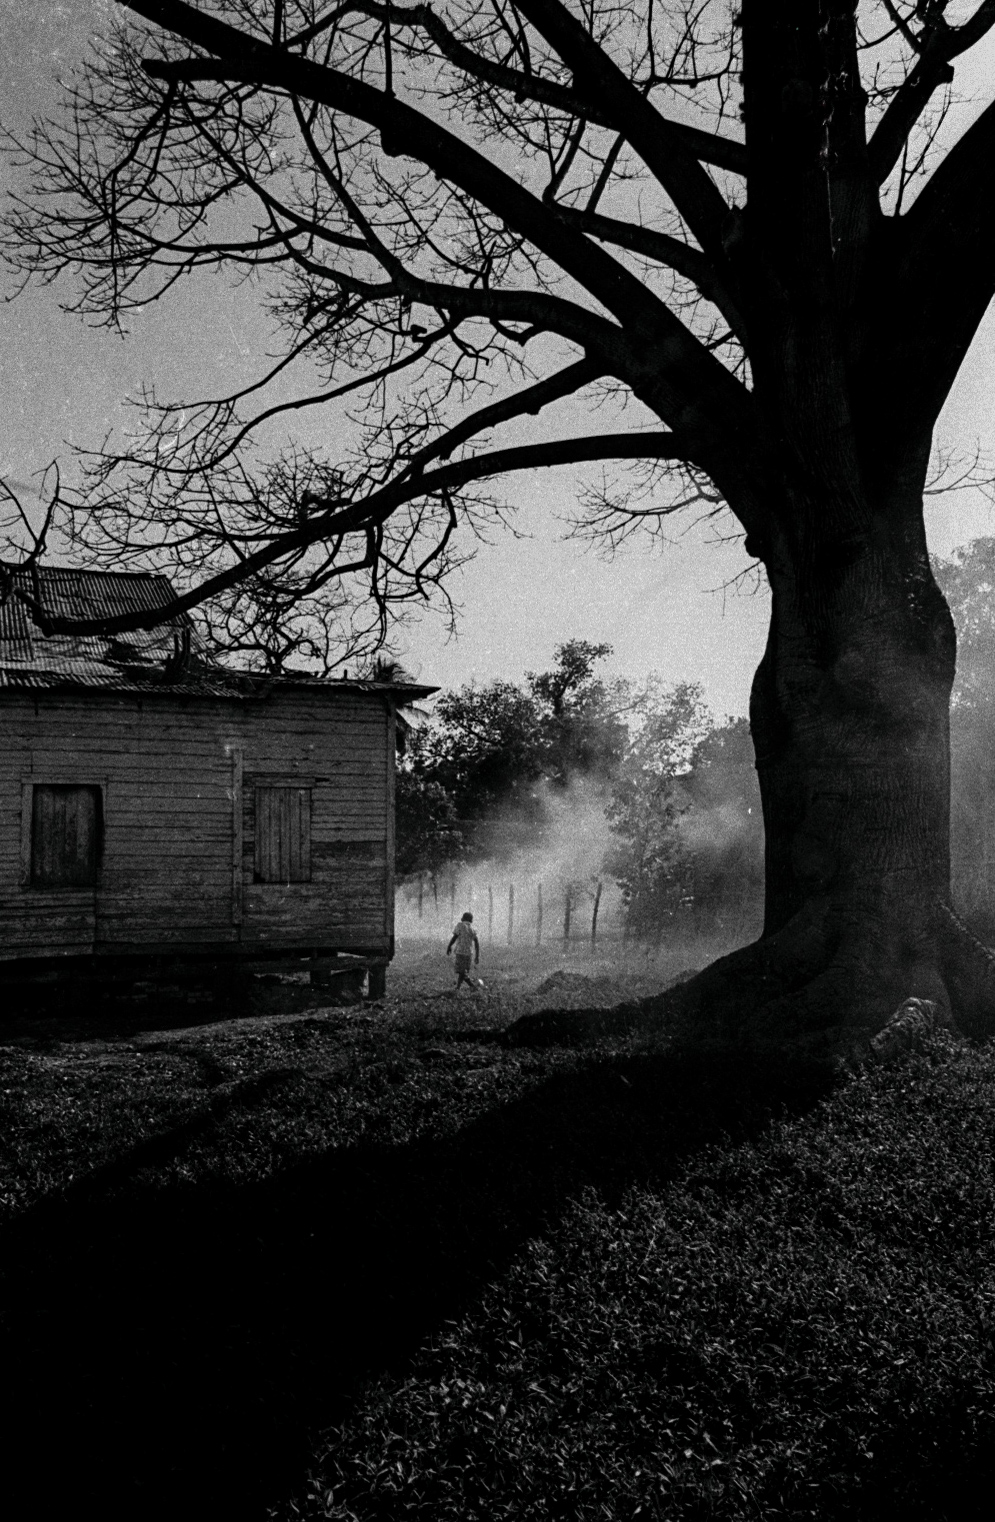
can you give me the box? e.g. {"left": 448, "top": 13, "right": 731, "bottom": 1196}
{"left": 753, "top": 511, "right": 954, "bottom": 945}
{"left": 670, "top": 480, "right": 995, "bottom": 1050}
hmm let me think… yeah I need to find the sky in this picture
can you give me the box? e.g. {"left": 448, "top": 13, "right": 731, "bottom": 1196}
{"left": 2, "top": 3, "right": 994, "bottom": 716}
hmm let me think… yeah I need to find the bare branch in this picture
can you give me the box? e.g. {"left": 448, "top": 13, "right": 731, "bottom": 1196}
{"left": 21, "top": 429, "right": 692, "bottom": 636}
{"left": 509, "top": 0, "right": 739, "bottom": 263}
{"left": 0, "top": 462, "right": 62, "bottom": 566}
{"left": 868, "top": 91, "right": 995, "bottom": 455}
{"left": 549, "top": 204, "right": 747, "bottom": 342}
{"left": 283, "top": 1, "right": 749, "bottom": 173}
{"left": 868, "top": 0, "right": 995, "bottom": 184}
{"left": 124, "top": 2, "right": 752, "bottom": 437}
{"left": 128, "top": 4, "right": 695, "bottom": 340}
{"left": 880, "top": 1, "right": 921, "bottom": 54}
{"left": 398, "top": 357, "right": 604, "bottom": 476}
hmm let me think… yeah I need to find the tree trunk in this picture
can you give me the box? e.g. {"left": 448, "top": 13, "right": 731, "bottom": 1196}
{"left": 672, "top": 493, "right": 995, "bottom": 1050}
{"left": 755, "top": 518, "right": 952, "bottom": 922}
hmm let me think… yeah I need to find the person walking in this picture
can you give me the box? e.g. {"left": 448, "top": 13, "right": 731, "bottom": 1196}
{"left": 447, "top": 911, "right": 480, "bottom": 992}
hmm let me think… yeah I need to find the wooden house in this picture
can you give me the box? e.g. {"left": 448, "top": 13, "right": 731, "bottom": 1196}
{"left": 0, "top": 566, "right": 434, "bottom": 995}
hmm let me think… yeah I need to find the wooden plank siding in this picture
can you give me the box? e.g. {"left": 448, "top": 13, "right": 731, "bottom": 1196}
{"left": 0, "top": 688, "right": 393, "bottom": 961}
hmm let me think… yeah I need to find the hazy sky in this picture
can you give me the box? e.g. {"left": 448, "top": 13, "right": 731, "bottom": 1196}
{"left": 2, "top": 2, "right": 994, "bottom": 714}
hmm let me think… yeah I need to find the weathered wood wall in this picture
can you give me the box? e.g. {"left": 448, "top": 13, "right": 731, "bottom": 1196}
{"left": 0, "top": 687, "right": 392, "bottom": 962}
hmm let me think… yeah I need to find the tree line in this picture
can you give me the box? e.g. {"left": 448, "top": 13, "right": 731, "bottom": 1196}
{"left": 396, "top": 639, "right": 764, "bottom": 943}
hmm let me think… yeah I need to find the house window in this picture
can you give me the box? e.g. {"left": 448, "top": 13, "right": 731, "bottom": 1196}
{"left": 31, "top": 784, "right": 103, "bottom": 889}
{"left": 254, "top": 787, "right": 311, "bottom": 884}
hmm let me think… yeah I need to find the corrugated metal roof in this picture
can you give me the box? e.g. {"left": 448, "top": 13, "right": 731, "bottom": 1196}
{"left": 0, "top": 666, "right": 248, "bottom": 697}
{"left": 0, "top": 566, "right": 189, "bottom": 638}
{"left": 0, "top": 666, "right": 437, "bottom": 701}
{"left": 0, "top": 565, "right": 192, "bottom": 683}
{"left": 0, "top": 564, "right": 436, "bottom": 701}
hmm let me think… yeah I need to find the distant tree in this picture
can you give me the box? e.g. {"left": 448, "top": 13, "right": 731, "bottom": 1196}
{"left": 526, "top": 639, "right": 627, "bottom": 783}
{"left": 367, "top": 654, "right": 414, "bottom": 684}
{"left": 934, "top": 540, "right": 995, "bottom": 938}
{"left": 397, "top": 639, "right": 627, "bottom": 871}
{"left": 394, "top": 770, "right": 464, "bottom": 880}
{"left": 401, "top": 655, "right": 764, "bottom": 940}
{"left": 606, "top": 691, "right": 764, "bottom": 943}
{"left": 933, "top": 538, "right": 995, "bottom": 712}
{"left": 415, "top": 678, "right": 548, "bottom": 841}
{"left": 681, "top": 717, "right": 764, "bottom": 941}
{"left": 605, "top": 680, "right": 711, "bottom": 935}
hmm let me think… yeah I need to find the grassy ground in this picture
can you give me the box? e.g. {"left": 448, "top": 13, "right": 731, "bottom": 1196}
{"left": 0, "top": 938, "right": 686, "bottom": 1518}
{"left": 1, "top": 938, "right": 994, "bottom": 1520}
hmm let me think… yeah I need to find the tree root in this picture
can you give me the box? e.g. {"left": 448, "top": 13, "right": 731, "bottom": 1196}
{"left": 868, "top": 997, "right": 953, "bottom": 1063}
{"left": 504, "top": 899, "right": 995, "bottom": 1055}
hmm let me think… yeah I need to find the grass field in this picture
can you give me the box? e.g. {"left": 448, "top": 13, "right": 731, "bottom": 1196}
{"left": 1, "top": 938, "right": 993, "bottom": 1520}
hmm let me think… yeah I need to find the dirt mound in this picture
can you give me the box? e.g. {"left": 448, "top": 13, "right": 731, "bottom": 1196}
{"left": 536, "top": 970, "right": 606, "bottom": 995}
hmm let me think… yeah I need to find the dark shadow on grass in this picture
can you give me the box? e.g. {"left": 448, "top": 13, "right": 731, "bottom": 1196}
{"left": 0, "top": 1041, "right": 986, "bottom": 1522}
{"left": 0, "top": 974, "right": 355, "bottom": 1046}
{"left": 0, "top": 1045, "right": 820, "bottom": 1519}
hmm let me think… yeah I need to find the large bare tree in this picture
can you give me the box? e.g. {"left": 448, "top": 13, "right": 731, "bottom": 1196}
{"left": 4, "top": 0, "right": 995, "bottom": 1048}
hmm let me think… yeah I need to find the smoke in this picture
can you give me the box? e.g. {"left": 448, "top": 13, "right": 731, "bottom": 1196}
{"left": 395, "top": 775, "right": 624, "bottom": 944}
{"left": 950, "top": 708, "right": 995, "bottom": 937}
{"left": 395, "top": 769, "right": 765, "bottom": 951}
{"left": 676, "top": 796, "right": 758, "bottom": 855}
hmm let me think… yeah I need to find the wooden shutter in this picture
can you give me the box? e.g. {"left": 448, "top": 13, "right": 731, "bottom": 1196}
{"left": 31, "top": 785, "right": 102, "bottom": 889}
{"left": 254, "top": 787, "right": 311, "bottom": 883}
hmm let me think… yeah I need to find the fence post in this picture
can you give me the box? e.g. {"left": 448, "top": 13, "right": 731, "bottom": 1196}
{"left": 508, "top": 883, "right": 515, "bottom": 945}
{"left": 536, "top": 882, "right": 543, "bottom": 946}
{"left": 591, "top": 880, "right": 602, "bottom": 949}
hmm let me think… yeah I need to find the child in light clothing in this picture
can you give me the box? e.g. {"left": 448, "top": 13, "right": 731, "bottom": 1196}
{"left": 447, "top": 911, "right": 480, "bottom": 992}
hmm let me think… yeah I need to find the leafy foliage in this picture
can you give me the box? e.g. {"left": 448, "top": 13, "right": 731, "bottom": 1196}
{"left": 604, "top": 678, "right": 712, "bottom": 931}
{"left": 400, "top": 643, "right": 763, "bottom": 938}
{"left": 395, "top": 772, "right": 465, "bottom": 879}
{"left": 935, "top": 538, "right": 995, "bottom": 713}
{"left": 607, "top": 706, "right": 763, "bottom": 941}
{"left": 396, "top": 639, "right": 629, "bottom": 871}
